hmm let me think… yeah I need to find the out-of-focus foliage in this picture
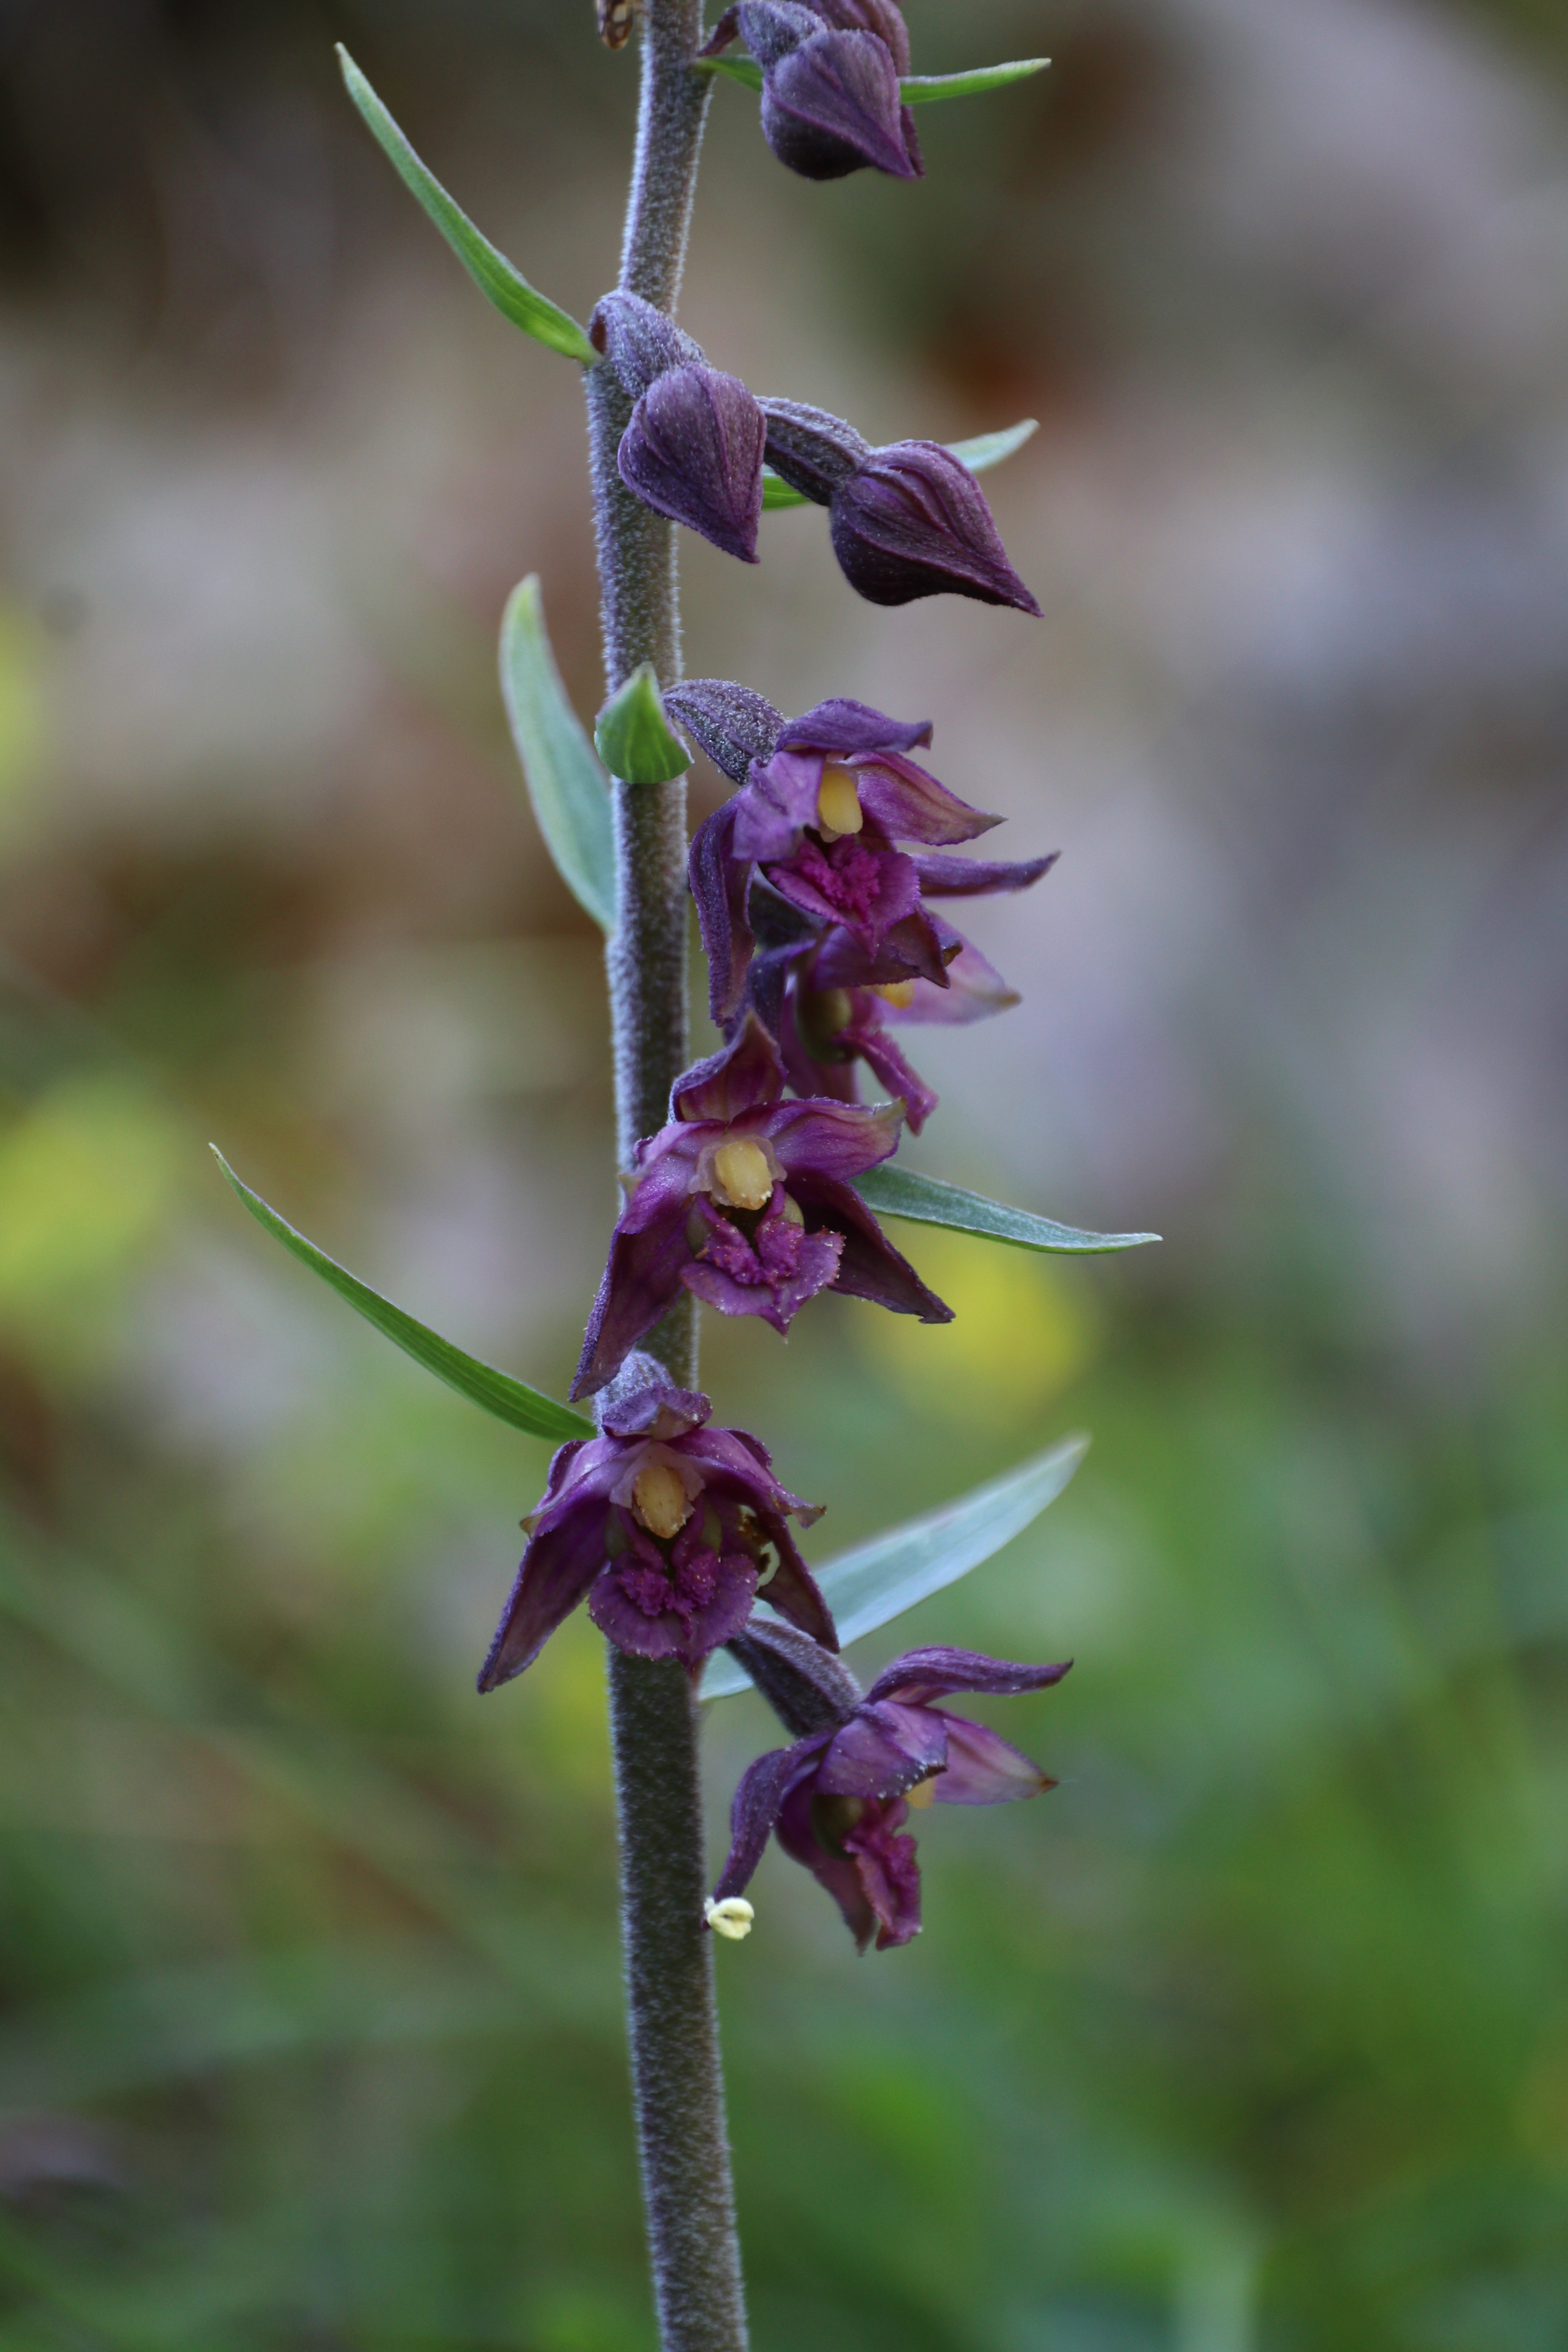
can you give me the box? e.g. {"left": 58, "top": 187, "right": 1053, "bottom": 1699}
{"left": 0, "top": 1, "right": 1564, "bottom": 2348}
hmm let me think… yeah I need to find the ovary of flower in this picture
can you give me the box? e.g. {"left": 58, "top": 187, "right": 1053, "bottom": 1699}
{"left": 705, "top": 1895, "right": 755, "bottom": 1940}
{"left": 631, "top": 1460, "right": 693, "bottom": 1541}
{"left": 708, "top": 1135, "right": 776, "bottom": 1212}
{"left": 867, "top": 979, "right": 916, "bottom": 1009}
{"left": 815, "top": 763, "right": 864, "bottom": 840}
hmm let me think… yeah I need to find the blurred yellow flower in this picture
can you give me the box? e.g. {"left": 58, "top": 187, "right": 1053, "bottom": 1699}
{"left": 0, "top": 1075, "right": 184, "bottom": 1347}
{"left": 857, "top": 1223, "right": 1099, "bottom": 1425}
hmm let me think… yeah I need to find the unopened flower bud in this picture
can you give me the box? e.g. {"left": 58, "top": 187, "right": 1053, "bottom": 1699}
{"left": 619, "top": 365, "right": 766, "bottom": 563}
{"left": 736, "top": 3, "right": 920, "bottom": 181}
{"left": 829, "top": 441, "right": 1042, "bottom": 612}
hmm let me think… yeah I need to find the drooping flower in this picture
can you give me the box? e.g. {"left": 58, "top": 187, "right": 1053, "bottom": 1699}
{"left": 671, "top": 685, "right": 1054, "bottom": 1025}
{"left": 702, "top": 2, "right": 921, "bottom": 183}
{"left": 710, "top": 1620, "right": 1070, "bottom": 1951}
{"left": 478, "top": 1362, "right": 834, "bottom": 1686}
{"left": 572, "top": 1015, "right": 951, "bottom": 1399}
{"left": 759, "top": 399, "right": 1041, "bottom": 612}
{"left": 591, "top": 291, "right": 766, "bottom": 561}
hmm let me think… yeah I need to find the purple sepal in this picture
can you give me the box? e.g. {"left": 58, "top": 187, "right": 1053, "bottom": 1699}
{"left": 664, "top": 679, "right": 786, "bottom": 787}
{"left": 711, "top": 1639, "right": 1069, "bottom": 1950}
{"left": 671, "top": 1013, "right": 786, "bottom": 1123}
{"left": 777, "top": 696, "right": 933, "bottom": 760}
{"left": 907, "top": 848, "right": 1059, "bottom": 897}
{"left": 800, "top": 0, "right": 910, "bottom": 77}
{"left": 619, "top": 365, "right": 766, "bottom": 563}
{"left": 757, "top": 22, "right": 922, "bottom": 181}
{"left": 829, "top": 441, "right": 1043, "bottom": 612}
{"left": 691, "top": 801, "right": 755, "bottom": 1025}
{"left": 480, "top": 1377, "right": 835, "bottom": 1687}
{"left": 759, "top": 398, "right": 871, "bottom": 504}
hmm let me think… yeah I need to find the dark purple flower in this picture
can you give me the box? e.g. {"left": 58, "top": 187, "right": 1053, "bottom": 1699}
{"left": 759, "top": 400, "right": 1041, "bottom": 613}
{"left": 591, "top": 291, "right": 766, "bottom": 562}
{"left": 479, "top": 1365, "right": 834, "bottom": 1687}
{"left": 711, "top": 1621, "right": 1070, "bottom": 1951}
{"left": 706, "top": 2, "right": 921, "bottom": 182}
{"left": 683, "top": 692, "right": 1052, "bottom": 1024}
{"left": 572, "top": 1016, "right": 951, "bottom": 1399}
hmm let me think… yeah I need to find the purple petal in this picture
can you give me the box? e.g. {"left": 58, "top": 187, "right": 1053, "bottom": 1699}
{"left": 930, "top": 1712, "right": 1054, "bottom": 1805}
{"left": 778, "top": 697, "right": 933, "bottom": 760}
{"left": 589, "top": 1523, "right": 759, "bottom": 1667}
{"left": 866, "top": 1647, "right": 1074, "bottom": 1706}
{"left": 792, "top": 1172, "right": 954, "bottom": 1322}
{"left": 753, "top": 1530, "right": 838, "bottom": 1651}
{"left": 764, "top": 838, "right": 923, "bottom": 954}
{"left": 817, "top": 1700, "right": 948, "bottom": 1798}
{"left": 906, "top": 848, "right": 1059, "bottom": 897}
{"left": 681, "top": 1204, "right": 844, "bottom": 1332}
{"left": 713, "top": 1734, "right": 829, "bottom": 1902}
{"left": 618, "top": 366, "right": 765, "bottom": 563}
{"left": 849, "top": 753, "right": 1000, "bottom": 846}
{"left": 671, "top": 1013, "right": 787, "bottom": 1125}
{"left": 835, "top": 1015, "right": 939, "bottom": 1133}
{"left": 829, "top": 442, "right": 1041, "bottom": 612}
{"left": 766, "top": 1095, "right": 904, "bottom": 1185}
{"left": 477, "top": 1494, "right": 610, "bottom": 1691}
{"left": 572, "top": 1194, "right": 696, "bottom": 1399}
{"left": 690, "top": 801, "right": 755, "bottom": 1027}
{"left": 732, "top": 748, "right": 824, "bottom": 858}
{"left": 808, "top": 911, "right": 956, "bottom": 993}
{"left": 761, "top": 28, "right": 921, "bottom": 181}
{"left": 684, "top": 1423, "right": 824, "bottom": 1528}
{"left": 774, "top": 1777, "right": 880, "bottom": 1949}
{"left": 884, "top": 937, "right": 1020, "bottom": 1027}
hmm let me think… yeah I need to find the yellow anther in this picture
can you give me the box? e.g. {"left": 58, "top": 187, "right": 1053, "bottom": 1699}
{"left": 868, "top": 980, "right": 916, "bottom": 1009}
{"left": 710, "top": 1136, "right": 775, "bottom": 1212}
{"left": 904, "top": 1773, "right": 939, "bottom": 1809}
{"left": 815, "top": 764, "right": 864, "bottom": 839}
{"left": 704, "top": 1896, "right": 755, "bottom": 1941}
{"left": 631, "top": 1461, "right": 692, "bottom": 1542}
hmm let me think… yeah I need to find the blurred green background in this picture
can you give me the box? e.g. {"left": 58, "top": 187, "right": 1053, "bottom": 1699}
{"left": 0, "top": 0, "right": 1565, "bottom": 2345}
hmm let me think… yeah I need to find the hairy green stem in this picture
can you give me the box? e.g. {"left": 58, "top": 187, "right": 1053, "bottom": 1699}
{"left": 586, "top": 8, "right": 747, "bottom": 2350}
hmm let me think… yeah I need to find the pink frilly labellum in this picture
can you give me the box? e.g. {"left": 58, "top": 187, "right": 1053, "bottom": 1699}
{"left": 705, "top": 2, "right": 921, "bottom": 182}
{"left": 591, "top": 290, "right": 766, "bottom": 562}
{"left": 712, "top": 1622, "right": 1071, "bottom": 1951}
{"left": 683, "top": 692, "right": 1054, "bottom": 1026}
{"left": 478, "top": 1368, "right": 835, "bottom": 1686}
{"left": 571, "top": 1014, "right": 951, "bottom": 1400}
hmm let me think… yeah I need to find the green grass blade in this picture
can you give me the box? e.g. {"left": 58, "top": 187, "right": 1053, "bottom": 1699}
{"left": 499, "top": 577, "right": 617, "bottom": 933}
{"left": 213, "top": 1150, "right": 592, "bottom": 1443}
{"left": 338, "top": 49, "right": 595, "bottom": 363}
{"left": 762, "top": 418, "right": 1038, "bottom": 511}
{"left": 854, "top": 1164, "right": 1161, "bottom": 1254}
{"left": 702, "top": 1434, "right": 1088, "bottom": 1696}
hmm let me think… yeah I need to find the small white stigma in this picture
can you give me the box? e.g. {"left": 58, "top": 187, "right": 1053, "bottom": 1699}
{"left": 704, "top": 1896, "right": 755, "bottom": 1941}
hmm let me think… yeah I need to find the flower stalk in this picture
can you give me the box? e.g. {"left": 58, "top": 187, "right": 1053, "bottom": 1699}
{"left": 585, "top": 7, "right": 750, "bottom": 2348}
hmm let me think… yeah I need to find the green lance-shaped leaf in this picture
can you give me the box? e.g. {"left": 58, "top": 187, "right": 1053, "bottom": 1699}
{"left": 338, "top": 48, "right": 596, "bottom": 364}
{"left": 761, "top": 419, "right": 1038, "bottom": 512}
{"left": 499, "top": 577, "right": 617, "bottom": 933}
{"left": 853, "top": 1164, "right": 1161, "bottom": 1255}
{"left": 701, "top": 1433, "right": 1088, "bottom": 1699}
{"left": 595, "top": 664, "right": 691, "bottom": 786}
{"left": 213, "top": 1150, "right": 593, "bottom": 1444}
{"left": 699, "top": 56, "right": 1050, "bottom": 108}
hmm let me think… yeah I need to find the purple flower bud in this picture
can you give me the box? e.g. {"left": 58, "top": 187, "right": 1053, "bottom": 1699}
{"left": 714, "top": 3, "right": 921, "bottom": 182}
{"left": 830, "top": 440, "right": 1043, "bottom": 611}
{"left": 619, "top": 365, "right": 766, "bottom": 563}
{"left": 712, "top": 1632, "right": 1071, "bottom": 1950}
{"left": 478, "top": 1363, "right": 835, "bottom": 1686}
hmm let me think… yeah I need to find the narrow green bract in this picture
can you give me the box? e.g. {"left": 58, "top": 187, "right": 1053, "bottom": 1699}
{"left": 854, "top": 1164, "right": 1161, "bottom": 1254}
{"left": 701, "top": 1433, "right": 1089, "bottom": 1697}
{"left": 761, "top": 419, "right": 1038, "bottom": 512}
{"left": 212, "top": 1150, "right": 593, "bottom": 1444}
{"left": 338, "top": 48, "right": 596, "bottom": 365}
{"left": 595, "top": 664, "right": 691, "bottom": 786}
{"left": 901, "top": 60, "right": 1051, "bottom": 105}
{"left": 499, "top": 578, "right": 617, "bottom": 934}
